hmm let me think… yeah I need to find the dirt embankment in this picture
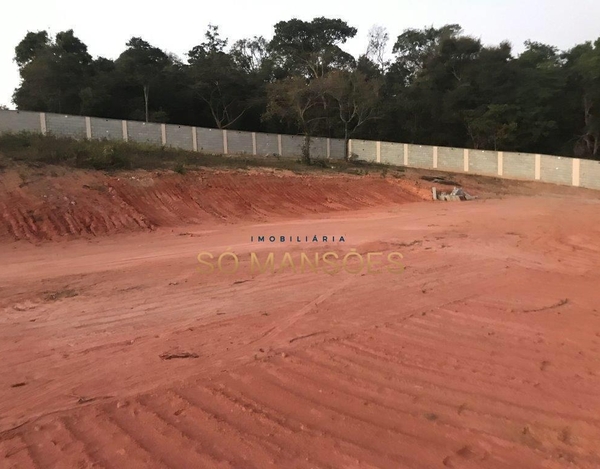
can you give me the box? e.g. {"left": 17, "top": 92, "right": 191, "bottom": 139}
{"left": 0, "top": 168, "right": 432, "bottom": 242}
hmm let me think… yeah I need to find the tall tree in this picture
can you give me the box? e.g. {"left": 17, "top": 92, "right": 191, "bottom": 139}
{"left": 264, "top": 77, "right": 326, "bottom": 162}
{"left": 13, "top": 30, "right": 92, "bottom": 114}
{"left": 116, "top": 37, "right": 170, "bottom": 122}
{"left": 269, "top": 17, "right": 357, "bottom": 79}
{"left": 572, "top": 40, "right": 600, "bottom": 158}
{"left": 187, "top": 25, "right": 255, "bottom": 129}
{"left": 324, "top": 70, "right": 381, "bottom": 159}
{"left": 366, "top": 25, "right": 390, "bottom": 72}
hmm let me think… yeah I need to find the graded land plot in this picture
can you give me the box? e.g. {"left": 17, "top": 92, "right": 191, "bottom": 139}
{"left": 1, "top": 168, "right": 600, "bottom": 468}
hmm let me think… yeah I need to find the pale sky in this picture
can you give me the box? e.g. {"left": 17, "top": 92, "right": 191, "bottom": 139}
{"left": 1, "top": 0, "right": 599, "bottom": 109}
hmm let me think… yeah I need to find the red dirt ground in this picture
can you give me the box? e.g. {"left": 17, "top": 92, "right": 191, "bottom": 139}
{"left": 1, "top": 168, "right": 600, "bottom": 468}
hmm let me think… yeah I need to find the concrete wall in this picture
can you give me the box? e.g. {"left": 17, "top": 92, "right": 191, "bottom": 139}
{"left": 2, "top": 109, "right": 600, "bottom": 190}
{"left": 91, "top": 117, "right": 123, "bottom": 141}
{"left": 330, "top": 138, "right": 346, "bottom": 160}
{"left": 166, "top": 124, "right": 193, "bottom": 151}
{"left": 409, "top": 144, "right": 434, "bottom": 169}
{"left": 469, "top": 149, "right": 497, "bottom": 176}
{"left": 310, "top": 137, "right": 328, "bottom": 159}
{"left": 503, "top": 152, "right": 535, "bottom": 180}
{"left": 0, "top": 110, "right": 40, "bottom": 133}
{"left": 580, "top": 159, "right": 600, "bottom": 190}
{"left": 127, "top": 121, "right": 162, "bottom": 145}
{"left": 281, "top": 135, "right": 303, "bottom": 158}
{"left": 197, "top": 127, "right": 223, "bottom": 153}
{"left": 227, "top": 130, "right": 253, "bottom": 155}
{"left": 380, "top": 141, "right": 404, "bottom": 165}
{"left": 352, "top": 139, "right": 377, "bottom": 162}
{"left": 46, "top": 113, "right": 87, "bottom": 139}
{"left": 540, "top": 154, "right": 572, "bottom": 186}
{"left": 437, "top": 147, "right": 463, "bottom": 172}
{"left": 256, "top": 132, "right": 279, "bottom": 156}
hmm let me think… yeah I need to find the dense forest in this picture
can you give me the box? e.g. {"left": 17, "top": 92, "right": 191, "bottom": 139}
{"left": 10, "top": 18, "right": 600, "bottom": 159}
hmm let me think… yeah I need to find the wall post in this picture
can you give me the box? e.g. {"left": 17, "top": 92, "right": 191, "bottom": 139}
{"left": 39, "top": 112, "right": 47, "bottom": 135}
{"left": 161, "top": 123, "right": 167, "bottom": 146}
{"left": 535, "top": 154, "right": 541, "bottom": 180}
{"left": 121, "top": 120, "right": 128, "bottom": 142}
{"left": 498, "top": 151, "right": 504, "bottom": 176}
{"left": 572, "top": 158, "right": 581, "bottom": 187}
{"left": 326, "top": 138, "right": 331, "bottom": 159}
{"left": 376, "top": 141, "right": 381, "bottom": 163}
{"left": 192, "top": 127, "right": 198, "bottom": 151}
{"left": 85, "top": 116, "right": 92, "bottom": 139}
{"left": 463, "top": 149, "right": 469, "bottom": 172}
{"left": 222, "top": 129, "right": 228, "bottom": 154}
{"left": 433, "top": 146, "right": 438, "bottom": 169}
{"left": 277, "top": 134, "right": 282, "bottom": 156}
{"left": 252, "top": 132, "right": 257, "bottom": 155}
{"left": 403, "top": 144, "right": 408, "bottom": 166}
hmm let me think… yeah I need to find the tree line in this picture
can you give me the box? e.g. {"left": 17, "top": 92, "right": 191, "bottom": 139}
{"left": 11, "top": 19, "right": 600, "bottom": 160}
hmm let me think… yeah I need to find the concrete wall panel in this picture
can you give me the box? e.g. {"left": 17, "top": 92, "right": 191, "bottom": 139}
{"left": 409, "top": 144, "right": 434, "bottom": 169}
{"left": 227, "top": 130, "right": 253, "bottom": 154}
{"left": 310, "top": 137, "right": 328, "bottom": 159}
{"left": 503, "top": 152, "right": 535, "bottom": 180}
{"left": 437, "top": 147, "right": 463, "bottom": 171}
{"left": 579, "top": 159, "right": 600, "bottom": 190}
{"left": 166, "top": 124, "right": 193, "bottom": 151}
{"left": 197, "top": 127, "right": 223, "bottom": 153}
{"left": 281, "top": 135, "right": 303, "bottom": 158}
{"left": 127, "top": 121, "right": 162, "bottom": 145}
{"left": 540, "top": 154, "right": 572, "bottom": 185}
{"left": 0, "top": 110, "right": 40, "bottom": 133}
{"left": 352, "top": 139, "right": 377, "bottom": 162}
{"left": 380, "top": 141, "right": 404, "bottom": 166}
{"left": 91, "top": 117, "right": 122, "bottom": 141}
{"left": 46, "top": 113, "right": 86, "bottom": 139}
{"left": 329, "top": 138, "right": 346, "bottom": 160}
{"left": 469, "top": 149, "right": 497, "bottom": 175}
{"left": 256, "top": 133, "right": 279, "bottom": 155}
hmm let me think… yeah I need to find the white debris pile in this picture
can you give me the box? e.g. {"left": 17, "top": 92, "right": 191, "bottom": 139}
{"left": 432, "top": 186, "right": 476, "bottom": 201}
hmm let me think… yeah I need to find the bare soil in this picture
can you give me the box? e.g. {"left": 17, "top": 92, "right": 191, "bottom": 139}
{"left": 1, "top": 167, "right": 600, "bottom": 468}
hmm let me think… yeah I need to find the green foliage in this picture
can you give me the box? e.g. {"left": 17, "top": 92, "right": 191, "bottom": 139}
{"left": 269, "top": 17, "right": 357, "bottom": 78}
{"left": 9, "top": 21, "right": 600, "bottom": 159}
{"left": 173, "top": 162, "right": 187, "bottom": 174}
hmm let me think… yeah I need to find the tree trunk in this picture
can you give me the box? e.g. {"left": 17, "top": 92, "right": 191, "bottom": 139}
{"left": 344, "top": 126, "right": 350, "bottom": 161}
{"left": 143, "top": 85, "right": 150, "bottom": 123}
{"left": 302, "top": 134, "right": 311, "bottom": 164}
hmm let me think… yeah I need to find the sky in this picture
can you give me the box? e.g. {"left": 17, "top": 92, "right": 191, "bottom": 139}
{"left": 1, "top": 0, "right": 599, "bottom": 108}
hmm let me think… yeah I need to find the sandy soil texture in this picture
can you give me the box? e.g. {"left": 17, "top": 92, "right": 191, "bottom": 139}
{"left": 1, "top": 169, "right": 600, "bottom": 468}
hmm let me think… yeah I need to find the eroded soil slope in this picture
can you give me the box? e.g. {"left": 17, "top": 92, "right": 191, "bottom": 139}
{"left": 0, "top": 168, "right": 431, "bottom": 242}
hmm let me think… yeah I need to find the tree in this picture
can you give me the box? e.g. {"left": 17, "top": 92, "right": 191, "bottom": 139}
{"left": 366, "top": 25, "right": 390, "bottom": 72}
{"left": 188, "top": 25, "right": 255, "bottom": 129}
{"left": 10, "top": 22, "right": 600, "bottom": 160}
{"left": 571, "top": 40, "right": 600, "bottom": 158}
{"left": 464, "top": 104, "right": 519, "bottom": 150}
{"left": 13, "top": 30, "right": 92, "bottom": 114}
{"left": 264, "top": 77, "right": 326, "bottom": 163}
{"left": 14, "top": 31, "right": 50, "bottom": 67}
{"left": 391, "top": 24, "right": 462, "bottom": 85}
{"left": 324, "top": 70, "right": 381, "bottom": 159}
{"left": 116, "top": 37, "right": 170, "bottom": 122}
{"left": 269, "top": 17, "right": 357, "bottom": 79}
{"left": 231, "top": 36, "right": 270, "bottom": 73}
